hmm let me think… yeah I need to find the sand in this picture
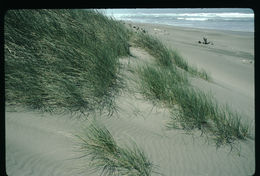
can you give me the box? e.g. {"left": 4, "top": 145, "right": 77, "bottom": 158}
{"left": 5, "top": 23, "right": 255, "bottom": 176}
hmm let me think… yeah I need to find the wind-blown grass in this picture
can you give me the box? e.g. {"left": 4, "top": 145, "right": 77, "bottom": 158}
{"left": 5, "top": 9, "right": 130, "bottom": 114}
{"left": 138, "top": 64, "right": 188, "bottom": 105}
{"left": 210, "top": 105, "right": 251, "bottom": 147}
{"left": 137, "top": 50, "right": 250, "bottom": 146}
{"left": 132, "top": 32, "right": 172, "bottom": 67}
{"left": 76, "top": 121, "right": 154, "bottom": 176}
{"left": 133, "top": 32, "right": 211, "bottom": 81}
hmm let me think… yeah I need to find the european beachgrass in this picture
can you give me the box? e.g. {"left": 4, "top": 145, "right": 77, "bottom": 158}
{"left": 135, "top": 33, "right": 250, "bottom": 146}
{"left": 138, "top": 63, "right": 250, "bottom": 146}
{"left": 5, "top": 9, "right": 130, "bottom": 114}
{"left": 75, "top": 120, "right": 155, "bottom": 176}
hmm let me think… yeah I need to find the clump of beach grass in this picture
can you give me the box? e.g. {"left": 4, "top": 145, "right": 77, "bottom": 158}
{"left": 75, "top": 120, "right": 155, "bottom": 176}
{"left": 5, "top": 9, "right": 130, "bottom": 114}
{"left": 138, "top": 64, "right": 212, "bottom": 131}
{"left": 210, "top": 105, "right": 251, "bottom": 147}
{"left": 137, "top": 64, "right": 188, "bottom": 105}
{"left": 167, "top": 85, "right": 250, "bottom": 143}
{"left": 138, "top": 63, "right": 250, "bottom": 146}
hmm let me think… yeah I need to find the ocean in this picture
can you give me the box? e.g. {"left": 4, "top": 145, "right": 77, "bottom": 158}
{"left": 103, "top": 8, "right": 254, "bottom": 32}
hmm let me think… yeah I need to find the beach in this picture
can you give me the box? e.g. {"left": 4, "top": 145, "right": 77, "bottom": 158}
{"left": 127, "top": 22, "right": 254, "bottom": 122}
{"left": 6, "top": 23, "right": 255, "bottom": 176}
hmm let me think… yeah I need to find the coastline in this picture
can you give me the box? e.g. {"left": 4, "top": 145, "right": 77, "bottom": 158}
{"left": 122, "top": 20, "right": 254, "bottom": 34}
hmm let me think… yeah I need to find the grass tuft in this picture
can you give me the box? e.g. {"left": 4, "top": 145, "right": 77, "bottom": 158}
{"left": 76, "top": 120, "right": 154, "bottom": 176}
{"left": 138, "top": 64, "right": 188, "bottom": 105}
{"left": 210, "top": 105, "right": 250, "bottom": 146}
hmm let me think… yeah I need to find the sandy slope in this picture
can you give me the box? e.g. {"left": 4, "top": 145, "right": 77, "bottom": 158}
{"left": 6, "top": 110, "right": 83, "bottom": 176}
{"left": 6, "top": 24, "right": 255, "bottom": 176}
{"left": 127, "top": 22, "right": 254, "bottom": 123}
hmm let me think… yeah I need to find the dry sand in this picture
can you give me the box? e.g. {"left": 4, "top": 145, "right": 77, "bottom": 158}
{"left": 6, "top": 24, "right": 255, "bottom": 176}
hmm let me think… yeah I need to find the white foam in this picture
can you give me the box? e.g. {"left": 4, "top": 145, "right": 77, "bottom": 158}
{"left": 177, "top": 17, "right": 208, "bottom": 21}
{"left": 110, "top": 12, "right": 254, "bottom": 19}
{"left": 215, "top": 13, "right": 254, "bottom": 18}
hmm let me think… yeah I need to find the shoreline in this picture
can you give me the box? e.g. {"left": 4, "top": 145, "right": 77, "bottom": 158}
{"left": 122, "top": 20, "right": 254, "bottom": 34}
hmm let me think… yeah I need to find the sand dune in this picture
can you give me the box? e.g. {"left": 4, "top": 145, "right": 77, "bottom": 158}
{"left": 129, "top": 22, "right": 254, "bottom": 123}
{"left": 6, "top": 24, "right": 255, "bottom": 176}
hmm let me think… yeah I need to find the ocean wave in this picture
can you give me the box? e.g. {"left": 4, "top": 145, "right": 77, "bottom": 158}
{"left": 175, "top": 13, "right": 253, "bottom": 18}
{"left": 105, "top": 9, "right": 254, "bottom": 32}
{"left": 111, "top": 12, "right": 254, "bottom": 19}
{"left": 177, "top": 17, "right": 208, "bottom": 21}
{"left": 215, "top": 13, "right": 254, "bottom": 18}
